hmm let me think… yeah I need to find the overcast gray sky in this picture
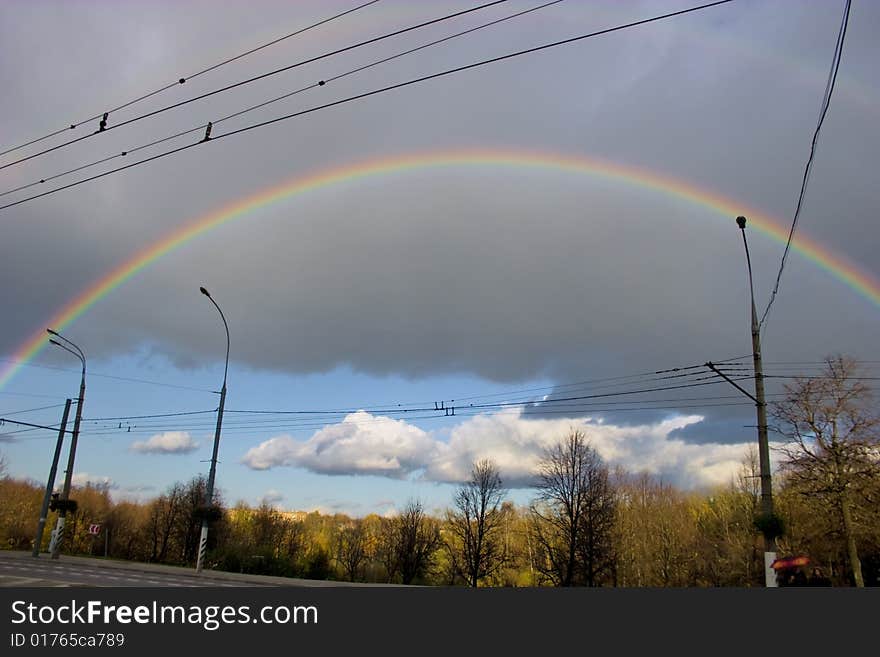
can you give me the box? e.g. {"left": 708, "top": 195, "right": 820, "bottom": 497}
{"left": 1, "top": 0, "right": 877, "bottom": 510}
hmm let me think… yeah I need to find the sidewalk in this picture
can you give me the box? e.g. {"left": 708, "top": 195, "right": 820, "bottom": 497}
{"left": 0, "top": 550, "right": 393, "bottom": 587}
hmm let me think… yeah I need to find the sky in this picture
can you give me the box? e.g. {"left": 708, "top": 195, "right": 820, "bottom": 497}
{"left": 1, "top": 0, "right": 878, "bottom": 518}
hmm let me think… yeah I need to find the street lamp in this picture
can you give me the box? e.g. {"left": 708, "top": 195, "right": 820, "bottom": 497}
{"left": 707, "top": 217, "right": 777, "bottom": 586}
{"left": 736, "top": 216, "right": 778, "bottom": 586}
{"left": 196, "top": 286, "right": 229, "bottom": 573}
{"left": 46, "top": 329, "right": 86, "bottom": 560}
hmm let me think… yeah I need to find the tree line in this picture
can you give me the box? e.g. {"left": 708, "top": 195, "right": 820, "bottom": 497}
{"left": 1, "top": 356, "right": 877, "bottom": 586}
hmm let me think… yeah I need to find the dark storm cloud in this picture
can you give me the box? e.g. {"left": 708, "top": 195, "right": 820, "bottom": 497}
{"left": 1, "top": 0, "right": 878, "bottom": 424}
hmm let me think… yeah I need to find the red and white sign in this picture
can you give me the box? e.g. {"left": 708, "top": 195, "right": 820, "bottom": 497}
{"left": 88, "top": 524, "right": 101, "bottom": 535}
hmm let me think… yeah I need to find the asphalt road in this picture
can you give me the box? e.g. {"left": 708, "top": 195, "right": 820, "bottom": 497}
{"left": 0, "top": 553, "right": 258, "bottom": 587}
{"left": 0, "top": 551, "right": 392, "bottom": 587}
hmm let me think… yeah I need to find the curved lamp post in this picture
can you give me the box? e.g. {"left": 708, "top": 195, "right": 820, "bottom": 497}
{"left": 196, "top": 286, "right": 229, "bottom": 573}
{"left": 46, "top": 329, "right": 86, "bottom": 560}
{"left": 736, "top": 216, "right": 777, "bottom": 586}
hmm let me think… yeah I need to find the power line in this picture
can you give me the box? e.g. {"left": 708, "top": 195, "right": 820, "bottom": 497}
{"left": 84, "top": 393, "right": 795, "bottom": 434}
{"left": 440, "top": 373, "right": 652, "bottom": 404}
{"left": 0, "top": 0, "right": 510, "bottom": 174}
{"left": 73, "top": 360, "right": 741, "bottom": 430}
{"left": 0, "top": 403, "right": 67, "bottom": 417}
{"left": 707, "top": 363, "right": 880, "bottom": 381}
{"left": 5, "top": 353, "right": 717, "bottom": 430}
{"left": 429, "top": 353, "right": 752, "bottom": 406}
{"left": 67, "top": 355, "right": 754, "bottom": 428}
{"left": 764, "top": 375, "right": 880, "bottom": 382}
{"left": 0, "top": 0, "right": 736, "bottom": 212}
{"left": 759, "top": 0, "right": 851, "bottom": 329}
{"left": 6, "top": 360, "right": 790, "bottom": 438}
{"left": 0, "top": 356, "right": 217, "bottom": 393}
{"left": 158, "top": 1, "right": 380, "bottom": 90}
{"left": 82, "top": 409, "right": 217, "bottom": 422}
{"left": 79, "top": 412, "right": 454, "bottom": 437}
{"left": 0, "top": 426, "right": 51, "bottom": 438}
{"left": 0, "top": 417, "right": 66, "bottom": 433}
{"left": 81, "top": 373, "right": 216, "bottom": 394}
{"left": 762, "top": 360, "right": 880, "bottom": 366}
{"left": 0, "top": 0, "right": 382, "bottom": 160}
{"left": 448, "top": 375, "right": 706, "bottom": 409}
{"left": 5, "top": 360, "right": 725, "bottom": 436}
{"left": 228, "top": 367, "right": 725, "bottom": 415}
{"left": 462, "top": 375, "right": 752, "bottom": 410}
{"left": 0, "top": 391, "right": 67, "bottom": 400}
{"left": 76, "top": 397, "right": 779, "bottom": 438}
{"left": 70, "top": 363, "right": 765, "bottom": 431}
{"left": 1, "top": 0, "right": 564, "bottom": 200}
{"left": 93, "top": 374, "right": 755, "bottom": 433}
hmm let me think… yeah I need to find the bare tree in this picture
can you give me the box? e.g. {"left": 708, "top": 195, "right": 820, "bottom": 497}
{"left": 377, "top": 516, "right": 400, "bottom": 583}
{"left": 177, "top": 476, "right": 209, "bottom": 564}
{"left": 335, "top": 519, "right": 368, "bottom": 582}
{"left": 772, "top": 355, "right": 880, "bottom": 587}
{"left": 146, "top": 483, "right": 183, "bottom": 563}
{"left": 575, "top": 456, "right": 616, "bottom": 586}
{"left": 394, "top": 500, "right": 441, "bottom": 585}
{"left": 445, "top": 459, "right": 507, "bottom": 587}
{"left": 529, "top": 430, "right": 616, "bottom": 586}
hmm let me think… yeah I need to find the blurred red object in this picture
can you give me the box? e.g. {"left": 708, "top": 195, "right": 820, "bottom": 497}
{"left": 771, "top": 556, "right": 810, "bottom": 570}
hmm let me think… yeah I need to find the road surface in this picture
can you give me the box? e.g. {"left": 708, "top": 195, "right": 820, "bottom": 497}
{"left": 0, "top": 552, "right": 256, "bottom": 587}
{"left": 0, "top": 550, "right": 392, "bottom": 587}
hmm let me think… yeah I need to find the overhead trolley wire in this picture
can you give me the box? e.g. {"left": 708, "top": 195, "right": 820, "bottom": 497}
{"left": 759, "top": 0, "right": 852, "bottom": 330}
{"left": 458, "top": 374, "right": 752, "bottom": 411}
{"left": 0, "top": 0, "right": 383, "bottom": 160}
{"left": 1, "top": 0, "right": 564, "bottom": 200}
{"left": 76, "top": 356, "right": 745, "bottom": 431}
{"left": 0, "top": 0, "right": 735, "bottom": 211}
{"left": 82, "top": 372, "right": 755, "bottom": 434}
{"left": 435, "top": 352, "right": 752, "bottom": 405}
{"left": 84, "top": 393, "right": 793, "bottom": 434}
{"left": 82, "top": 409, "right": 218, "bottom": 422}
{"left": 78, "top": 398, "right": 772, "bottom": 438}
{"left": 0, "top": 417, "right": 64, "bottom": 433}
{"left": 0, "top": 0, "right": 510, "bottom": 174}
{"left": 0, "top": 356, "right": 217, "bottom": 394}
{"left": 0, "top": 402, "right": 68, "bottom": 417}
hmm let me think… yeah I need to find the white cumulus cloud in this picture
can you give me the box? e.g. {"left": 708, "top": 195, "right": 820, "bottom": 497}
{"left": 241, "top": 408, "right": 759, "bottom": 490}
{"left": 130, "top": 431, "right": 199, "bottom": 455}
{"left": 241, "top": 411, "right": 438, "bottom": 478}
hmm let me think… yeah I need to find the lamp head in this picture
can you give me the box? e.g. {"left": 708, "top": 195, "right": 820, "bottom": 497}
{"left": 47, "top": 328, "right": 59, "bottom": 336}
{"left": 199, "top": 286, "right": 210, "bottom": 297}
{"left": 48, "top": 339, "right": 61, "bottom": 347}
{"left": 736, "top": 216, "right": 747, "bottom": 230}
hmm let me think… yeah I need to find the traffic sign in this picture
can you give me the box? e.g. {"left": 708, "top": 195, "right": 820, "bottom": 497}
{"left": 88, "top": 524, "right": 101, "bottom": 535}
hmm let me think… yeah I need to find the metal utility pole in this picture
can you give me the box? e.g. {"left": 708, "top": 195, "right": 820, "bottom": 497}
{"left": 196, "top": 286, "right": 229, "bottom": 573}
{"left": 32, "top": 399, "right": 72, "bottom": 557}
{"left": 46, "top": 330, "right": 86, "bottom": 560}
{"left": 708, "top": 216, "right": 777, "bottom": 587}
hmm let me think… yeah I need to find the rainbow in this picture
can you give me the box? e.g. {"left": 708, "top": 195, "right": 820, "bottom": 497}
{"left": 2, "top": 148, "right": 878, "bottom": 389}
